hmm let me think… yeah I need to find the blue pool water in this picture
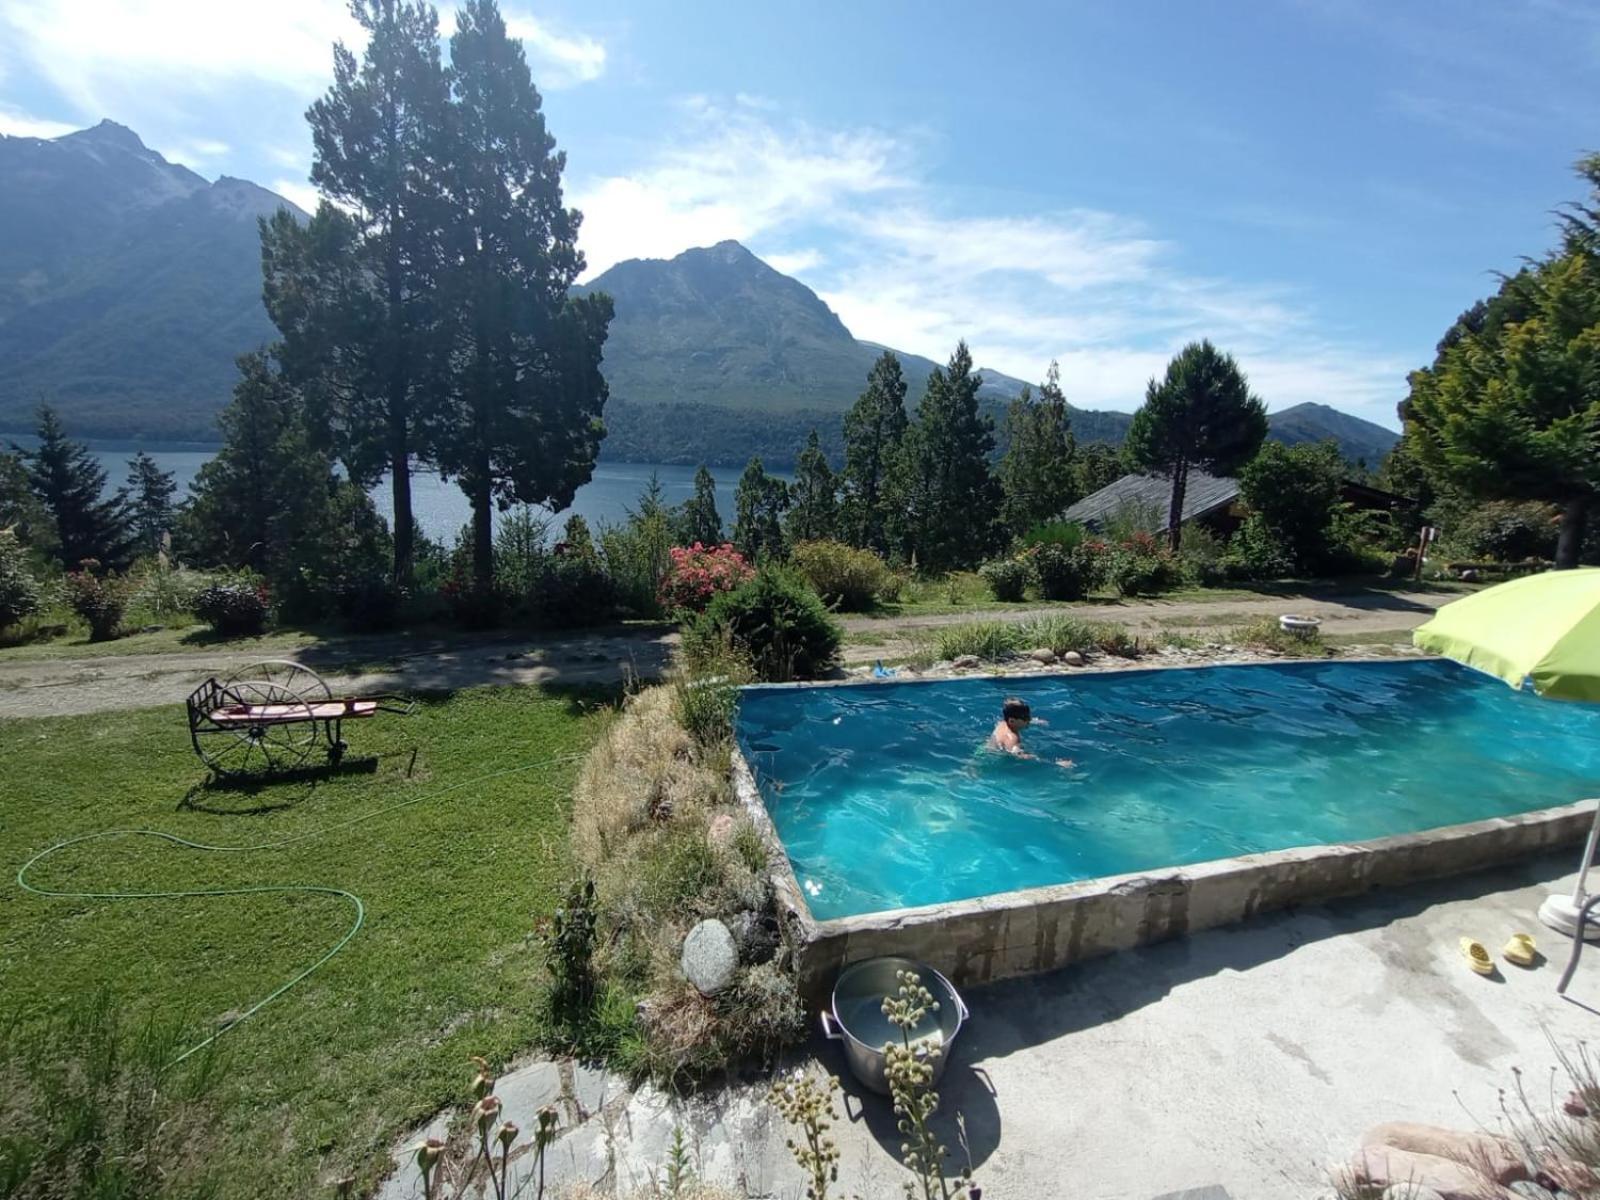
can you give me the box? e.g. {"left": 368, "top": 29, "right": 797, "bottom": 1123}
{"left": 736, "top": 659, "right": 1600, "bottom": 920}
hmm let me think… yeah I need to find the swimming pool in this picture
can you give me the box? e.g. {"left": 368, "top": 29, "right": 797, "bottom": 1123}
{"left": 736, "top": 659, "right": 1600, "bottom": 921}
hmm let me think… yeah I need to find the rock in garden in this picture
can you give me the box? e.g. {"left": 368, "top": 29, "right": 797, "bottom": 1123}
{"left": 1063, "top": 650, "right": 1085, "bottom": 667}
{"left": 952, "top": 654, "right": 981, "bottom": 669}
{"left": 681, "top": 919, "right": 738, "bottom": 995}
{"left": 1508, "top": 1182, "right": 1556, "bottom": 1199}
{"left": 1028, "top": 647, "right": 1057, "bottom": 664}
{"left": 1350, "top": 1147, "right": 1486, "bottom": 1200}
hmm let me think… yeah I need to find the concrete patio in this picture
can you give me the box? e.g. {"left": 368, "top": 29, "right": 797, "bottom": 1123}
{"left": 382, "top": 850, "right": 1600, "bottom": 1199}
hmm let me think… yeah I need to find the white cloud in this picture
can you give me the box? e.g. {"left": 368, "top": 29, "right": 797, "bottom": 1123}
{"left": 160, "top": 136, "right": 231, "bottom": 168}
{"left": 0, "top": 0, "right": 362, "bottom": 114}
{"left": 270, "top": 177, "right": 321, "bottom": 215}
{"left": 0, "top": 104, "right": 77, "bottom": 138}
{"left": 571, "top": 103, "right": 1408, "bottom": 425}
{"left": 504, "top": 13, "right": 606, "bottom": 87}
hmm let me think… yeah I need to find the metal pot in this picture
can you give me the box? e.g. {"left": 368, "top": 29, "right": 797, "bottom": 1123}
{"left": 819, "top": 956, "right": 968, "bottom": 1095}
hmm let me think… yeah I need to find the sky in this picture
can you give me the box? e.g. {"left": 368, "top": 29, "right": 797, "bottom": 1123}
{"left": 3, "top": 1, "right": 1598, "bottom": 428}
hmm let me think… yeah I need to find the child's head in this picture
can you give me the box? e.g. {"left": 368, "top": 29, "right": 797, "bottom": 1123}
{"left": 1002, "top": 697, "right": 1032, "bottom": 730}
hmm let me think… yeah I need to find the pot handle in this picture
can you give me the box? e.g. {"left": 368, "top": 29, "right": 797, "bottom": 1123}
{"left": 819, "top": 1010, "right": 844, "bottom": 1041}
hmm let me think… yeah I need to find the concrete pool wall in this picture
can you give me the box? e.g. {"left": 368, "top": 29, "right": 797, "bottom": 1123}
{"left": 731, "top": 669, "right": 1596, "bottom": 999}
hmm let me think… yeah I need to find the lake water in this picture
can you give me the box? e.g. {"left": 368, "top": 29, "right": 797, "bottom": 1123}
{"left": 17, "top": 440, "right": 769, "bottom": 545}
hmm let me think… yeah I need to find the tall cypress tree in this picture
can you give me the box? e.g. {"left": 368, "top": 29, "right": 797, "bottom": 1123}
{"left": 15, "top": 407, "right": 134, "bottom": 571}
{"left": 126, "top": 451, "right": 176, "bottom": 555}
{"left": 841, "top": 350, "right": 909, "bottom": 554}
{"left": 999, "top": 360, "right": 1078, "bottom": 534}
{"left": 678, "top": 465, "right": 723, "bottom": 546}
{"left": 904, "top": 342, "right": 1000, "bottom": 571}
{"left": 786, "top": 430, "right": 837, "bottom": 543}
{"left": 279, "top": 0, "right": 452, "bottom": 584}
{"left": 429, "top": 0, "right": 612, "bottom": 585}
{"left": 732, "top": 456, "right": 789, "bottom": 561}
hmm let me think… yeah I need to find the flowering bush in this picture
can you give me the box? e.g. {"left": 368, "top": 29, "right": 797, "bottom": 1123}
{"left": 1102, "top": 531, "right": 1176, "bottom": 597}
{"left": 65, "top": 560, "right": 135, "bottom": 641}
{"left": 1029, "top": 542, "right": 1096, "bottom": 600}
{"left": 191, "top": 577, "right": 271, "bottom": 637}
{"left": 659, "top": 542, "right": 754, "bottom": 614}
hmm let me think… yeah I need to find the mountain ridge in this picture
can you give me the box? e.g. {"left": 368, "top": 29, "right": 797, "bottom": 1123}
{"left": 0, "top": 120, "right": 1399, "bottom": 470}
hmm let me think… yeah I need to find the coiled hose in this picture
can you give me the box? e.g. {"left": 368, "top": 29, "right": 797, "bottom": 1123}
{"left": 16, "top": 753, "right": 586, "bottom": 1066}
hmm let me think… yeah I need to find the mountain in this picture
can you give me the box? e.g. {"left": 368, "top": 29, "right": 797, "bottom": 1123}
{"left": 0, "top": 121, "right": 303, "bottom": 437}
{"left": 1266, "top": 401, "right": 1398, "bottom": 468}
{"left": 0, "top": 122, "right": 1398, "bottom": 470}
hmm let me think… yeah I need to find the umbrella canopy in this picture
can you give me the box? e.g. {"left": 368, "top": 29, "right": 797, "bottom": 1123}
{"left": 1412, "top": 568, "right": 1600, "bottom": 702}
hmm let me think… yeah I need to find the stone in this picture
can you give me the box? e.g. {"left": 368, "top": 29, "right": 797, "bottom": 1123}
{"left": 1508, "top": 1183, "right": 1555, "bottom": 1199}
{"left": 1063, "top": 650, "right": 1085, "bottom": 666}
{"left": 1028, "top": 647, "right": 1057, "bottom": 664}
{"left": 952, "top": 654, "right": 981, "bottom": 669}
{"left": 572, "top": 1061, "right": 610, "bottom": 1118}
{"left": 682, "top": 918, "right": 739, "bottom": 995}
{"left": 494, "top": 1060, "right": 563, "bottom": 1137}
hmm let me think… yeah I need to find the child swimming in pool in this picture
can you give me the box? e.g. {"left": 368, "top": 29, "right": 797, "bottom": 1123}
{"left": 987, "top": 697, "right": 1073, "bottom": 767}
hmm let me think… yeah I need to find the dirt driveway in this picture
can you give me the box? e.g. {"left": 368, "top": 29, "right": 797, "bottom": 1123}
{"left": 838, "top": 585, "right": 1453, "bottom": 663}
{"left": 0, "top": 586, "right": 1455, "bottom": 720}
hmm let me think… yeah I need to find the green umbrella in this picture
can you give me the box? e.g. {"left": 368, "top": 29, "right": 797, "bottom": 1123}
{"left": 1413, "top": 569, "right": 1600, "bottom": 955}
{"left": 1412, "top": 568, "right": 1600, "bottom": 701}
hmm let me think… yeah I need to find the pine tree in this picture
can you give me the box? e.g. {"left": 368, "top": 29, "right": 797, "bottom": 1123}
{"left": 15, "top": 407, "right": 135, "bottom": 571}
{"left": 733, "top": 456, "right": 789, "bottom": 561}
{"left": 904, "top": 342, "right": 1000, "bottom": 572}
{"left": 998, "top": 360, "right": 1078, "bottom": 534}
{"left": 786, "top": 430, "right": 838, "bottom": 543}
{"left": 126, "top": 451, "right": 176, "bottom": 555}
{"left": 841, "top": 350, "right": 909, "bottom": 554}
{"left": 678, "top": 465, "right": 723, "bottom": 546}
{"left": 182, "top": 354, "right": 339, "bottom": 577}
{"left": 1125, "top": 340, "right": 1268, "bottom": 551}
{"left": 268, "top": 0, "right": 453, "bottom": 584}
{"left": 428, "top": 0, "right": 612, "bottom": 585}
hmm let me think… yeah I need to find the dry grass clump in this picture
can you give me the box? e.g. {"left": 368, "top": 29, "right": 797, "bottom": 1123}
{"left": 558, "top": 1184, "right": 741, "bottom": 1200}
{"left": 1228, "top": 616, "right": 1332, "bottom": 656}
{"left": 570, "top": 685, "right": 803, "bottom": 1085}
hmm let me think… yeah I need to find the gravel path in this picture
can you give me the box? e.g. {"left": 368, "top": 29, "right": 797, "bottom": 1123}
{"left": 0, "top": 587, "right": 1453, "bottom": 719}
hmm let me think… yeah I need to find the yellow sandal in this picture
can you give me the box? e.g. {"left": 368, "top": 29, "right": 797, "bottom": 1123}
{"left": 1503, "top": 932, "right": 1537, "bottom": 968}
{"left": 1460, "top": 938, "right": 1496, "bottom": 976}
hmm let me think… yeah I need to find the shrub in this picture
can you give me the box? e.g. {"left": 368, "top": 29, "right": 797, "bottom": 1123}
{"left": 1102, "top": 532, "right": 1175, "bottom": 596}
{"left": 978, "top": 556, "right": 1031, "bottom": 601}
{"left": 692, "top": 567, "right": 841, "bottom": 682}
{"left": 0, "top": 528, "right": 43, "bottom": 631}
{"left": 1228, "top": 616, "right": 1330, "bottom": 656}
{"left": 64, "top": 561, "right": 134, "bottom": 641}
{"left": 1030, "top": 542, "right": 1094, "bottom": 600}
{"left": 659, "top": 542, "right": 754, "bottom": 615}
{"left": 440, "top": 571, "right": 507, "bottom": 629}
{"left": 537, "top": 552, "right": 617, "bottom": 627}
{"left": 1237, "top": 441, "right": 1345, "bottom": 573}
{"left": 191, "top": 576, "right": 270, "bottom": 637}
{"left": 601, "top": 491, "right": 675, "bottom": 618}
{"left": 1174, "top": 524, "right": 1228, "bottom": 588}
{"left": 331, "top": 573, "right": 406, "bottom": 633}
{"left": 790, "top": 539, "right": 892, "bottom": 611}
{"left": 1225, "top": 515, "right": 1295, "bottom": 581}
{"left": 540, "top": 875, "right": 600, "bottom": 1027}
{"left": 933, "top": 619, "right": 1024, "bottom": 662}
{"left": 1443, "top": 499, "right": 1558, "bottom": 563}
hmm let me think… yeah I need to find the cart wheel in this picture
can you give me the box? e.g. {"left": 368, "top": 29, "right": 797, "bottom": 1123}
{"left": 194, "top": 691, "right": 319, "bottom": 776}
{"left": 224, "top": 660, "right": 333, "bottom": 703}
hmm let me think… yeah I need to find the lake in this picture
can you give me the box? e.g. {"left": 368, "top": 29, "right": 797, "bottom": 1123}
{"left": 11, "top": 439, "right": 772, "bottom": 545}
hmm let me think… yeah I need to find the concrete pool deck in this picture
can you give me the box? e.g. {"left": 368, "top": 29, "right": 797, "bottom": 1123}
{"left": 378, "top": 851, "right": 1600, "bottom": 1199}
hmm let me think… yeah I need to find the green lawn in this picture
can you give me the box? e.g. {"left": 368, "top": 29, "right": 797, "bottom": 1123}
{"left": 0, "top": 685, "right": 613, "bottom": 1196}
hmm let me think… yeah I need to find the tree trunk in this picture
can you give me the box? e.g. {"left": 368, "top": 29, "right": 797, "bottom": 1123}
{"left": 1556, "top": 495, "right": 1589, "bottom": 569}
{"left": 389, "top": 430, "right": 413, "bottom": 586}
{"left": 1167, "top": 458, "right": 1188, "bottom": 552}
{"left": 471, "top": 463, "right": 494, "bottom": 588}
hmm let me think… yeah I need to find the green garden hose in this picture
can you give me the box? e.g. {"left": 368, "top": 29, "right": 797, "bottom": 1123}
{"left": 15, "top": 753, "right": 586, "bottom": 1067}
